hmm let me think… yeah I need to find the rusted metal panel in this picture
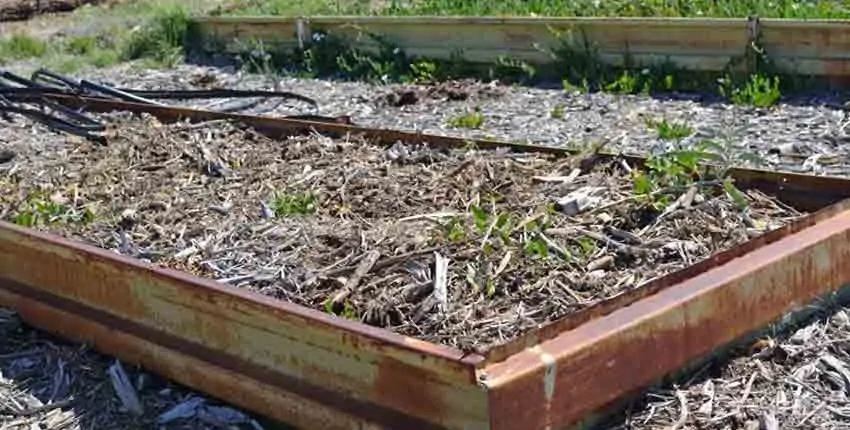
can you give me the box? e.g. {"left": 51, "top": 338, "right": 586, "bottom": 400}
{"left": 0, "top": 281, "right": 386, "bottom": 430}
{"left": 0, "top": 223, "right": 490, "bottom": 430}
{"left": 193, "top": 15, "right": 850, "bottom": 77}
{"left": 482, "top": 201, "right": 850, "bottom": 430}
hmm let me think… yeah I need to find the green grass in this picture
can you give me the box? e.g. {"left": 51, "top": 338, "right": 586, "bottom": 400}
{"left": 0, "top": 34, "right": 48, "bottom": 62}
{"left": 0, "top": 0, "right": 211, "bottom": 72}
{"left": 646, "top": 118, "right": 694, "bottom": 141}
{"left": 220, "top": 0, "right": 850, "bottom": 18}
{"left": 448, "top": 111, "right": 485, "bottom": 129}
{"left": 120, "top": 4, "right": 193, "bottom": 67}
{"left": 0, "top": 0, "right": 800, "bottom": 107}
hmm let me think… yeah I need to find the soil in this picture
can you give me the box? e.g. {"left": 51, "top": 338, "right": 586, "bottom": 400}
{"left": 0, "top": 0, "right": 104, "bottom": 21}
{"left": 0, "top": 111, "right": 805, "bottom": 351}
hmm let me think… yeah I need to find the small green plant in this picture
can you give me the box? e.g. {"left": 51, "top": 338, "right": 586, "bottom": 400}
{"left": 577, "top": 236, "right": 597, "bottom": 256}
{"left": 491, "top": 55, "right": 536, "bottom": 83}
{"left": 632, "top": 138, "right": 761, "bottom": 211}
{"left": 444, "top": 216, "right": 467, "bottom": 243}
{"left": 719, "top": 74, "right": 782, "bottom": 108}
{"left": 562, "top": 77, "right": 590, "bottom": 93}
{"left": 646, "top": 118, "right": 694, "bottom": 141}
{"left": 448, "top": 111, "right": 485, "bottom": 129}
{"left": 410, "top": 59, "right": 438, "bottom": 83}
{"left": 323, "top": 297, "right": 358, "bottom": 319}
{"left": 605, "top": 71, "right": 641, "bottom": 94}
{"left": 270, "top": 192, "right": 317, "bottom": 216}
{"left": 550, "top": 104, "right": 565, "bottom": 119}
{"left": 12, "top": 191, "right": 94, "bottom": 227}
{"left": 523, "top": 236, "right": 549, "bottom": 258}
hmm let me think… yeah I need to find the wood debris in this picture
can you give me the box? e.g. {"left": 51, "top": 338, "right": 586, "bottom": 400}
{"left": 0, "top": 112, "right": 806, "bottom": 351}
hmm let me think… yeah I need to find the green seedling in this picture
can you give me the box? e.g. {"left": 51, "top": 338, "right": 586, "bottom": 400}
{"left": 577, "top": 236, "right": 597, "bottom": 257}
{"left": 448, "top": 111, "right": 485, "bottom": 129}
{"left": 12, "top": 191, "right": 94, "bottom": 227}
{"left": 323, "top": 297, "right": 358, "bottom": 320}
{"left": 523, "top": 236, "right": 549, "bottom": 259}
{"left": 719, "top": 74, "right": 782, "bottom": 108}
{"left": 270, "top": 192, "right": 317, "bottom": 216}
{"left": 551, "top": 104, "right": 565, "bottom": 119}
{"left": 646, "top": 118, "right": 694, "bottom": 141}
{"left": 445, "top": 216, "right": 467, "bottom": 243}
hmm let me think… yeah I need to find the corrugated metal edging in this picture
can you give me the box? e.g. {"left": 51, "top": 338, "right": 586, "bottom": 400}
{"left": 0, "top": 222, "right": 490, "bottom": 430}
{"left": 192, "top": 15, "right": 850, "bottom": 77}
{"left": 481, "top": 200, "right": 850, "bottom": 430}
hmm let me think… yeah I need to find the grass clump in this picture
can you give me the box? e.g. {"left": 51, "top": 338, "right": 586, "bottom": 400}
{"left": 0, "top": 2, "right": 199, "bottom": 71}
{"left": 0, "top": 34, "right": 48, "bottom": 62}
{"left": 120, "top": 5, "right": 193, "bottom": 67}
{"left": 719, "top": 74, "right": 783, "bottom": 108}
{"left": 646, "top": 118, "right": 694, "bottom": 141}
{"left": 448, "top": 111, "right": 485, "bottom": 129}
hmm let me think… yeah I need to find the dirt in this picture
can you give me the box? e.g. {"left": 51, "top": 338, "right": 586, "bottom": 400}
{"left": 0, "top": 110, "right": 806, "bottom": 351}
{"left": 0, "top": 0, "right": 105, "bottom": 22}
{"left": 373, "top": 79, "right": 507, "bottom": 107}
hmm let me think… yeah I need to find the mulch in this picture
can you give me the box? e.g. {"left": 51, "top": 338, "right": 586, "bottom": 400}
{"left": 0, "top": 111, "right": 806, "bottom": 351}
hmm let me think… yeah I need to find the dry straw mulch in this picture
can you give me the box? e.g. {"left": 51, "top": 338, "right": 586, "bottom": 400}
{"left": 0, "top": 113, "right": 805, "bottom": 350}
{"left": 618, "top": 305, "right": 850, "bottom": 430}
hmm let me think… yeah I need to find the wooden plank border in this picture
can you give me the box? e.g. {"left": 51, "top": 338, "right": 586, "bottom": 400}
{"left": 190, "top": 15, "right": 850, "bottom": 80}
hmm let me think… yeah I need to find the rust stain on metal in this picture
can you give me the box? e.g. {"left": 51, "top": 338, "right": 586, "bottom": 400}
{"left": 483, "top": 207, "right": 850, "bottom": 430}
{"left": 0, "top": 221, "right": 484, "bottom": 429}
{"left": 374, "top": 356, "right": 450, "bottom": 421}
{"left": 486, "top": 198, "right": 850, "bottom": 363}
{"left": 0, "top": 282, "right": 390, "bottom": 430}
{"left": 0, "top": 228, "right": 148, "bottom": 320}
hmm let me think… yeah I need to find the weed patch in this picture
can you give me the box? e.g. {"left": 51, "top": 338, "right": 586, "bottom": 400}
{"left": 270, "top": 192, "right": 318, "bottom": 217}
{"left": 120, "top": 5, "right": 193, "bottom": 67}
{"left": 448, "top": 111, "right": 485, "bottom": 129}
{"left": 719, "top": 74, "right": 783, "bottom": 108}
{"left": 11, "top": 189, "right": 95, "bottom": 227}
{"left": 646, "top": 119, "right": 694, "bottom": 141}
{"left": 0, "top": 34, "right": 48, "bottom": 62}
{"left": 222, "top": 24, "right": 791, "bottom": 107}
